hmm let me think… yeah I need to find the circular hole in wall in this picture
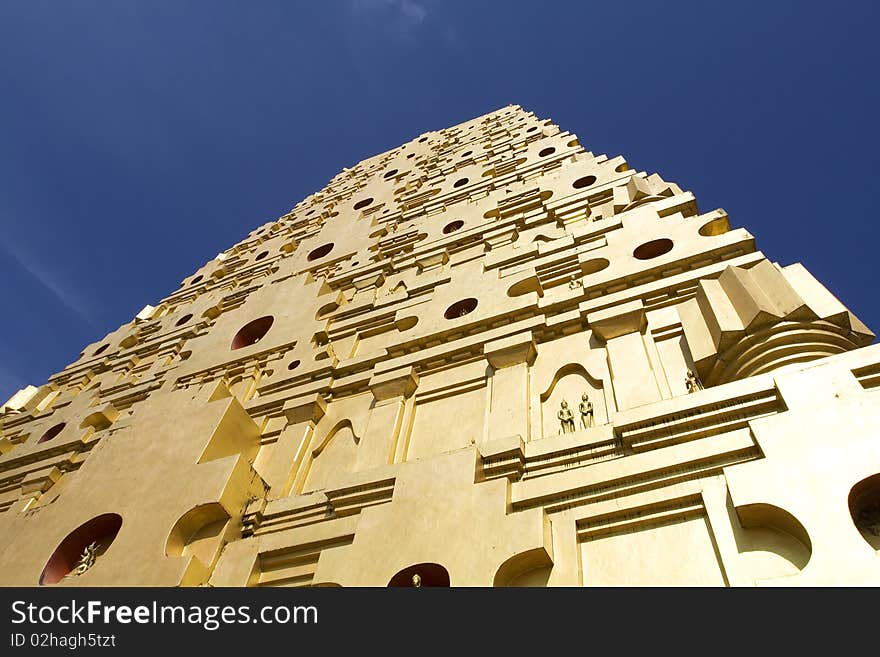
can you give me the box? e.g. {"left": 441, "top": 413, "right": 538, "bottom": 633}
{"left": 615, "top": 163, "right": 630, "bottom": 173}
{"left": 287, "top": 359, "right": 301, "bottom": 371}
{"left": 539, "top": 147, "right": 555, "bottom": 157}
{"left": 231, "top": 316, "right": 274, "bottom": 350}
{"left": 384, "top": 169, "right": 398, "bottom": 179}
{"left": 307, "top": 243, "right": 334, "bottom": 261}
{"left": 38, "top": 422, "right": 66, "bottom": 444}
{"left": 849, "top": 474, "right": 880, "bottom": 549}
{"left": 353, "top": 197, "right": 373, "bottom": 211}
{"left": 461, "top": 150, "right": 472, "bottom": 158}
{"left": 407, "top": 153, "right": 415, "bottom": 159}
{"left": 443, "top": 220, "right": 464, "bottom": 234}
{"left": 175, "top": 314, "right": 193, "bottom": 327}
{"left": 453, "top": 177, "right": 468, "bottom": 188}
{"left": 444, "top": 298, "right": 478, "bottom": 319}
{"left": 527, "top": 126, "right": 537, "bottom": 133}
{"left": 40, "top": 514, "right": 123, "bottom": 585}
{"left": 93, "top": 344, "right": 109, "bottom": 356}
{"left": 572, "top": 175, "right": 597, "bottom": 189}
{"left": 255, "top": 250, "right": 269, "bottom": 261}
{"left": 190, "top": 275, "right": 203, "bottom": 285}
{"left": 633, "top": 238, "right": 674, "bottom": 260}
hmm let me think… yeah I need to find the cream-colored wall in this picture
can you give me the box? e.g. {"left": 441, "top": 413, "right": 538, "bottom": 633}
{"left": 581, "top": 515, "right": 726, "bottom": 587}
{"left": 409, "top": 384, "right": 485, "bottom": 460}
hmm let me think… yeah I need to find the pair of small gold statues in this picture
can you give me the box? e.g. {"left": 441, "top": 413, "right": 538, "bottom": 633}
{"left": 557, "top": 372, "right": 701, "bottom": 433}
{"left": 557, "top": 393, "right": 593, "bottom": 434}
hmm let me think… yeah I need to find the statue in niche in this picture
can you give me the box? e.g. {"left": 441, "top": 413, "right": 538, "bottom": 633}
{"left": 412, "top": 573, "right": 422, "bottom": 588}
{"left": 557, "top": 400, "right": 576, "bottom": 434}
{"left": 385, "top": 281, "right": 407, "bottom": 297}
{"left": 685, "top": 369, "right": 703, "bottom": 394}
{"left": 65, "top": 542, "right": 99, "bottom": 579}
{"left": 579, "top": 393, "right": 594, "bottom": 429}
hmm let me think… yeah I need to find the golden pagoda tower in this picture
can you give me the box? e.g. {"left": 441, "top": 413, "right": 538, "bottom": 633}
{"left": 1, "top": 105, "right": 878, "bottom": 587}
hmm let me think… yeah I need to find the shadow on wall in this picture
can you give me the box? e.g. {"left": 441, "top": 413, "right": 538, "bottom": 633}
{"left": 849, "top": 473, "right": 880, "bottom": 550}
{"left": 301, "top": 420, "right": 360, "bottom": 494}
{"left": 730, "top": 501, "right": 812, "bottom": 583}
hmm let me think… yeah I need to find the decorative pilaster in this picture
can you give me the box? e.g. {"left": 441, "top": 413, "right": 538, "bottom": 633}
{"left": 485, "top": 332, "right": 537, "bottom": 443}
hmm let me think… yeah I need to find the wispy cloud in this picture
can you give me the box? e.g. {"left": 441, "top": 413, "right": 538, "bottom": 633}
{"left": 348, "top": 0, "right": 432, "bottom": 43}
{"left": 343, "top": 0, "right": 459, "bottom": 96}
{"left": 0, "top": 238, "right": 98, "bottom": 330}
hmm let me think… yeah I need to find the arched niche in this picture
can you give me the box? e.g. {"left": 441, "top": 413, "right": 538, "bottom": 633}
{"left": 538, "top": 364, "right": 607, "bottom": 438}
{"left": 733, "top": 503, "right": 812, "bottom": 582}
{"left": 302, "top": 421, "right": 360, "bottom": 494}
{"left": 849, "top": 474, "right": 880, "bottom": 550}
{"left": 165, "top": 503, "right": 231, "bottom": 570}
{"left": 699, "top": 215, "right": 730, "bottom": 236}
{"left": 493, "top": 548, "right": 553, "bottom": 587}
{"left": 80, "top": 410, "right": 113, "bottom": 432}
{"left": 507, "top": 275, "right": 543, "bottom": 298}
{"left": 388, "top": 563, "right": 450, "bottom": 587}
{"left": 376, "top": 279, "right": 408, "bottom": 301}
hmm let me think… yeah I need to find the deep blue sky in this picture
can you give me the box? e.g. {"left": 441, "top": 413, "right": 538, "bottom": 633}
{"left": 1, "top": 1, "right": 878, "bottom": 402}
